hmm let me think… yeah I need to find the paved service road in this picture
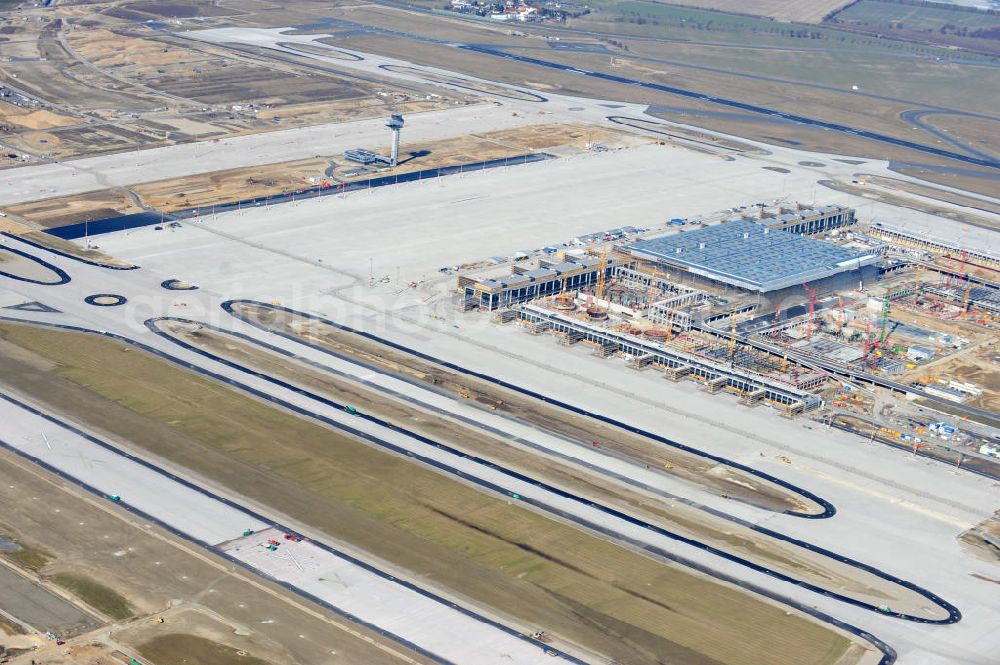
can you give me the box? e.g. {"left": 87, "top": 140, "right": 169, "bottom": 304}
{"left": 0, "top": 392, "right": 577, "bottom": 665}
{"left": 0, "top": 564, "right": 100, "bottom": 637}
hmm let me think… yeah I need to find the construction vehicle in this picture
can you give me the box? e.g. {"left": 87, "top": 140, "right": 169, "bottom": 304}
{"left": 345, "top": 405, "right": 358, "bottom": 415}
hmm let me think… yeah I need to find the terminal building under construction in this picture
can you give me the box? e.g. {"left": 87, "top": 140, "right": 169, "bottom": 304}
{"left": 456, "top": 205, "right": 875, "bottom": 416}
{"left": 623, "top": 218, "right": 880, "bottom": 307}
{"left": 464, "top": 205, "right": 871, "bottom": 312}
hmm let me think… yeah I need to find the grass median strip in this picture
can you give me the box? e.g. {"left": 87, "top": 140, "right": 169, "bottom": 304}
{"left": 50, "top": 573, "right": 133, "bottom": 621}
{"left": 0, "top": 322, "right": 868, "bottom": 665}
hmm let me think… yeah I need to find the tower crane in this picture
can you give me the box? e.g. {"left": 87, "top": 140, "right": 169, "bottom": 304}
{"left": 594, "top": 248, "right": 609, "bottom": 301}
{"left": 728, "top": 315, "right": 738, "bottom": 362}
{"left": 802, "top": 283, "right": 817, "bottom": 342}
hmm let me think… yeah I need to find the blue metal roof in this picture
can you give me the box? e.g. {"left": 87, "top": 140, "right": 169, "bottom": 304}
{"left": 626, "top": 220, "right": 876, "bottom": 292}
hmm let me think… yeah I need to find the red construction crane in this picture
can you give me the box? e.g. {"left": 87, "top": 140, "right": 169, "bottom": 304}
{"left": 802, "top": 283, "right": 817, "bottom": 342}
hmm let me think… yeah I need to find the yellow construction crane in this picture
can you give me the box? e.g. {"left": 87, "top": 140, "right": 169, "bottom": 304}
{"left": 728, "top": 316, "right": 738, "bottom": 361}
{"left": 594, "top": 249, "right": 609, "bottom": 301}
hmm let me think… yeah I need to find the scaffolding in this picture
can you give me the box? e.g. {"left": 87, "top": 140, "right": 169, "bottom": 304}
{"left": 516, "top": 304, "right": 823, "bottom": 411}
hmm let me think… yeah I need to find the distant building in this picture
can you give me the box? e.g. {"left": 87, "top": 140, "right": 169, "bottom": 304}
{"left": 764, "top": 205, "right": 856, "bottom": 236}
{"left": 869, "top": 223, "right": 1000, "bottom": 269}
{"left": 344, "top": 148, "right": 382, "bottom": 165}
{"left": 906, "top": 346, "right": 935, "bottom": 362}
{"left": 924, "top": 385, "right": 967, "bottom": 403}
{"left": 462, "top": 254, "right": 624, "bottom": 310}
{"left": 623, "top": 219, "right": 879, "bottom": 307}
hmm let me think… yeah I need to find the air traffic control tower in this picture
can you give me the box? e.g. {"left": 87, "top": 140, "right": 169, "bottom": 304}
{"left": 386, "top": 114, "right": 404, "bottom": 166}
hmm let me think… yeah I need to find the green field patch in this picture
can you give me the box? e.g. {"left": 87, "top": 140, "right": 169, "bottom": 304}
{"left": 51, "top": 573, "right": 133, "bottom": 621}
{"left": 0, "top": 323, "right": 863, "bottom": 665}
{"left": 138, "top": 634, "right": 269, "bottom": 665}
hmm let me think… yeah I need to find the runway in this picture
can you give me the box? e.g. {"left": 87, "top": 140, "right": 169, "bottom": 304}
{"left": 1, "top": 155, "right": 998, "bottom": 664}
{"left": 0, "top": 390, "right": 581, "bottom": 665}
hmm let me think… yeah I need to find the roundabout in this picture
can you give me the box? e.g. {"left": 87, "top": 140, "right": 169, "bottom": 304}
{"left": 84, "top": 293, "right": 127, "bottom": 307}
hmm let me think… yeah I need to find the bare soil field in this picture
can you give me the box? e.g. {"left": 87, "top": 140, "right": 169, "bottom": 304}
{"left": 0, "top": 451, "right": 427, "bottom": 665}
{"left": 246, "top": 95, "right": 455, "bottom": 131}
{"left": 108, "top": 0, "right": 245, "bottom": 19}
{"left": 3, "top": 124, "right": 172, "bottom": 161}
{"left": 25, "top": 123, "right": 635, "bottom": 217}
{"left": 158, "top": 317, "right": 943, "bottom": 618}
{"left": 959, "top": 510, "right": 1000, "bottom": 563}
{"left": 934, "top": 256, "right": 1000, "bottom": 284}
{"left": 65, "top": 27, "right": 373, "bottom": 107}
{"left": 1, "top": 27, "right": 161, "bottom": 114}
{"left": 905, "top": 344, "right": 1000, "bottom": 414}
{"left": 5, "top": 189, "right": 145, "bottom": 229}
{"left": 0, "top": 16, "right": 458, "bottom": 159}
{"left": 0, "top": 322, "right": 871, "bottom": 665}
{"left": 647, "top": 0, "right": 854, "bottom": 23}
{"left": 132, "top": 156, "right": 332, "bottom": 211}
{"left": 0, "top": 101, "right": 78, "bottom": 131}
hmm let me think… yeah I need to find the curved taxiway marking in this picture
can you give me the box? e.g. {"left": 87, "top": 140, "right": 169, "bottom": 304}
{"left": 2, "top": 232, "right": 139, "bottom": 271}
{"left": 899, "top": 110, "right": 999, "bottom": 163}
{"left": 154, "top": 314, "right": 959, "bottom": 625}
{"left": 378, "top": 64, "right": 548, "bottom": 102}
{"left": 0, "top": 316, "right": 904, "bottom": 663}
{"left": 0, "top": 244, "right": 71, "bottom": 285}
{"left": 223, "top": 300, "right": 834, "bottom": 519}
{"left": 459, "top": 44, "right": 1000, "bottom": 170}
{"left": 0, "top": 350, "right": 585, "bottom": 665}
{"left": 607, "top": 115, "right": 755, "bottom": 153}
{"left": 276, "top": 42, "right": 364, "bottom": 61}
{"left": 84, "top": 293, "right": 128, "bottom": 307}
{"left": 161, "top": 279, "right": 199, "bottom": 291}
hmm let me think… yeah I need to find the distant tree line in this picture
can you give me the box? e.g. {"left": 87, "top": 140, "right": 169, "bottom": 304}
{"left": 864, "top": 0, "right": 999, "bottom": 16}
{"left": 828, "top": 0, "right": 999, "bottom": 22}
